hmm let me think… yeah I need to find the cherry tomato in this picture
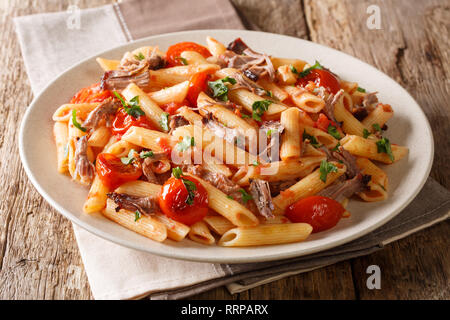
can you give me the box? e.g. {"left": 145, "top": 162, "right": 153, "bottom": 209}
{"left": 285, "top": 196, "right": 345, "bottom": 233}
{"left": 161, "top": 100, "right": 190, "bottom": 115}
{"left": 186, "top": 71, "right": 211, "bottom": 106}
{"left": 296, "top": 69, "right": 341, "bottom": 94}
{"left": 165, "top": 42, "right": 212, "bottom": 67}
{"left": 70, "top": 83, "right": 112, "bottom": 104}
{"left": 96, "top": 153, "right": 142, "bottom": 190}
{"left": 314, "top": 113, "right": 344, "bottom": 136}
{"left": 159, "top": 176, "right": 208, "bottom": 225}
{"left": 111, "top": 109, "right": 155, "bottom": 137}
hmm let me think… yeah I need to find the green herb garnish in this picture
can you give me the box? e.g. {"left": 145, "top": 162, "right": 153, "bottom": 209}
{"left": 290, "top": 65, "right": 299, "bottom": 74}
{"left": 113, "top": 91, "right": 145, "bottom": 119}
{"left": 177, "top": 136, "right": 195, "bottom": 152}
{"left": 134, "top": 211, "right": 142, "bottom": 222}
{"left": 238, "top": 189, "right": 253, "bottom": 204}
{"left": 159, "top": 112, "right": 170, "bottom": 131}
{"left": 302, "top": 130, "right": 321, "bottom": 148}
{"left": 171, "top": 167, "right": 197, "bottom": 205}
{"left": 252, "top": 99, "right": 272, "bottom": 121}
{"left": 376, "top": 137, "right": 394, "bottom": 162}
{"left": 363, "top": 128, "right": 371, "bottom": 138}
{"left": 134, "top": 52, "right": 145, "bottom": 61}
{"left": 357, "top": 87, "right": 366, "bottom": 93}
{"left": 208, "top": 77, "right": 236, "bottom": 101}
{"left": 265, "top": 90, "right": 273, "bottom": 97}
{"left": 319, "top": 160, "right": 338, "bottom": 183}
{"left": 299, "top": 61, "right": 323, "bottom": 78}
{"left": 121, "top": 149, "right": 137, "bottom": 165}
{"left": 372, "top": 123, "right": 382, "bottom": 132}
{"left": 71, "top": 109, "right": 87, "bottom": 132}
{"left": 251, "top": 161, "right": 259, "bottom": 166}
{"left": 172, "top": 167, "right": 183, "bottom": 179}
{"left": 226, "top": 195, "right": 234, "bottom": 200}
{"left": 332, "top": 142, "right": 341, "bottom": 152}
{"left": 176, "top": 57, "right": 188, "bottom": 65}
{"left": 327, "top": 125, "right": 341, "bottom": 140}
{"left": 140, "top": 150, "right": 154, "bottom": 159}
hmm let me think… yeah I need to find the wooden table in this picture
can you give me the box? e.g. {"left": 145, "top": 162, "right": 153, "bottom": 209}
{"left": 0, "top": 0, "right": 448, "bottom": 300}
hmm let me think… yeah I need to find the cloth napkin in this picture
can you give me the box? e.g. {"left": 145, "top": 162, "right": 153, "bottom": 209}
{"left": 15, "top": 0, "right": 450, "bottom": 300}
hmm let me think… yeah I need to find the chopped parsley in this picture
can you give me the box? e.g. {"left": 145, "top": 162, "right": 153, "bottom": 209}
{"left": 113, "top": 91, "right": 145, "bottom": 119}
{"left": 252, "top": 99, "right": 272, "bottom": 121}
{"left": 266, "top": 129, "right": 273, "bottom": 137}
{"left": 176, "top": 57, "right": 188, "bottom": 65}
{"left": 241, "top": 114, "right": 251, "bottom": 119}
{"left": 159, "top": 112, "right": 170, "bottom": 131}
{"left": 134, "top": 211, "right": 142, "bottom": 222}
{"left": 134, "top": 52, "right": 145, "bottom": 61}
{"left": 208, "top": 77, "right": 237, "bottom": 101}
{"left": 171, "top": 167, "right": 197, "bottom": 206}
{"left": 332, "top": 142, "right": 341, "bottom": 152}
{"left": 71, "top": 109, "right": 87, "bottom": 132}
{"left": 302, "top": 130, "right": 321, "bottom": 148}
{"left": 356, "top": 86, "right": 366, "bottom": 93}
{"left": 319, "top": 160, "right": 338, "bottom": 183}
{"left": 290, "top": 65, "right": 299, "bottom": 74}
{"left": 140, "top": 150, "right": 154, "bottom": 159}
{"left": 238, "top": 189, "right": 253, "bottom": 204}
{"left": 121, "top": 149, "right": 137, "bottom": 165}
{"left": 251, "top": 161, "right": 259, "bottom": 166}
{"left": 299, "top": 61, "right": 323, "bottom": 78}
{"left": 177, "top": 136, "right": 195, "bottom": 152}
{"left": 265, "top": 90, "right": 273, "bottom": 97}
{"left": 327, "top": 125, "right": 341, "bottom": 139}
{"left": 372, "top": 123, "right": 382, "bottom": 132}
{"left": 363, "top": 128, "right": 371, "bottom": 138}
{"left": 376, "top": 137, "right": 395, "bottom": 162}
{"left": 226, "top": 195, "right": 234, "bottom": 200}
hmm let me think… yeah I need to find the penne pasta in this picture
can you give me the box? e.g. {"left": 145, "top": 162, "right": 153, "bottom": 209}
{"left": 189, "top": 221, "right": 216, "bottom": 245}
{"left": 356, "top": 157, "right": 389, "bottom": 202}
{"left": 96, "top": 57, "right": 120, "bottom": 71}
{"left": 362, "top": 103, "right": 394, "bottom": 130}
{"left": 204, "top": 215, "right": 235, "bottom": 235}
{"left": 148, "top": 81, "right": 190, "bottom": 105}
{"left": 283, "top": 86, "right": 325, "bottom": 113}
{"left": 280, "top": 108, "right": 302, "bottom": 160}
{"left": 53, "top": 122, "right": 69, "bottom": 173}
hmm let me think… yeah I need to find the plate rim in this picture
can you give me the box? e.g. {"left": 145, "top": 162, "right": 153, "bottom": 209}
{"left": 19, "top": 29, "right": 435, "bottom": 263}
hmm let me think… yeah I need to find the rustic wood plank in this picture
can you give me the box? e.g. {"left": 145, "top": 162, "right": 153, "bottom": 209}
{"left": 304, "top": 0, "right": 450, "bottom": 300}
{"left": 0, "top": 0, "right": 113, "bottom": 300}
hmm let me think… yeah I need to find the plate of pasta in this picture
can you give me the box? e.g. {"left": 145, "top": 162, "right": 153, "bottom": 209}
{"left": 19, "top": 30, "right": 433, "bottom": 263}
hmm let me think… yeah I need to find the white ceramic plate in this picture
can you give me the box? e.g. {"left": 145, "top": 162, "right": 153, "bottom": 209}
{"left": 19, "top": 30, "right": 434, "bottom": 263}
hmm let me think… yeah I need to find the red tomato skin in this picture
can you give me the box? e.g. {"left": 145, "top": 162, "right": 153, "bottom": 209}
{"left": 111, "top": 109, "right": 155, "bottom": 137}
{"left": 70, "top": 83, "right": 112, "bottom": 104}
{"left": 187, "top": 72, "right": 211, "bottom": 106}
{"left": 285, "top": 196, "right": 345, "bottom": 233}
{"left": 314, "top": 113, "right": 343, "bottom": 136}
{"left": 95, "top": 153, "right": 142, "bottom": 190}
{"left": 161, "top": 100, "right": 190, "bottom": 115}
{"left": 159, "top": 176, "right": 209, "bottom": 226}
{"left": 296, "top": 69, "right": 341, "bottom": 94}
{"left": 156, "top": 137, "right": 172, "bottom": 155}
{"left": 165, "top": 42, "right": 212, "bottom": 67}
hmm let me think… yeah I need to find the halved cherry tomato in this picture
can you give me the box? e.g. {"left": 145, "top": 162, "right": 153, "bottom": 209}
{"left": 159, "top": 176, "right": 208, "bottom": 226}
{"left": 161, "top": 100, "right": 190, "bottom": 115}
{"left": 96, "top": 153, "right": 142, "bottom": 190}
{"left": 285, "top": 196, "right": 345, "bottom": 233}
{"left": 165, "top": 42, "right": 212, "bottom": 67}
{"left": 314, "top": 113, "right": 344, "bottom": 136}
{"left": 296, "top": 69, "right": 341, "bottom": 94}
{"left": 70, "top": 83, "right": 112, "bottom": 104}
{"left": 186, "top": 71, "right": 211, "bottom": 106}
{"left": 111, "top": 109, "right": 155, "bottom": 137}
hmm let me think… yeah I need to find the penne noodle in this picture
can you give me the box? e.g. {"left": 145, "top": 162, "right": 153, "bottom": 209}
{"left": 356, "top": 157, "right": 389, "bottom": 202}
{"left": 105, "top": 140, "right": 140, "bottom": 157}
{"left": 334, "top": 97, "right": 370, "bottom": 136}
{"left": 280, "top": 108, "right": 302, "bottom": 160}
{"left": 53, "top": 103, "right": 99, "bottom": 122}
{"left": 362, "top": 103, "right": 394, "bottom": 130}
{"left": 340, "top": 135, "right": 408, "bottom": 164}
{"left": 189, "top": 221, "right": 216, "bottom": 245}
{"left": 218, "top": 223, "right": 312, "bottom": 246}
{"left": 303, "top": 125, "right": 338, "bottom": 149}
{"left": 148, "top": 81, "right": 190, "bottom": 105}
{"left": 88, "top": 126, "right": 111, "bottom": 148}
{"left": 104, "top": 199, "right": 167, "bottom": 242}
{"left": 340, "top": 80, "right": 358, "bottom": 94}
{"left": 283, "top": 86, "right": 325, "bottom": 113}
{"left": 272, "top": 162, "right": 346, "bottom": 214}
{"left": 180, "top": 51, "right": 208, "bottom": 65}
{"left": 204, "top": 215, "right": 235, "bottom": 235}
{"left": 121, "top": 83, "right": 167, "bottom": 131}
{"left": 122, "top": 126, "right": 175, "bottom": 152}
{"left": 96, "top": 57, "right": 120, "bottom": 71}
{"left": 257, "top": 77, "right": 289, "bottom": 101}
{"left": 53, "top": 122, "right": 69, "bottom": 173}
{"left": 149, "top": 64, "right": 220, "bottom": 88}
{"left": 270, "top": 57, "right": 307, "bottom": 71}
{"left": 277, "top": 65, "right": 297, "bottom": 85}
{"left": 206, "top": 36, "right": 227, "bottom": 57}
{"left": 83, "top": 175, "right": 110, "bottom": 213}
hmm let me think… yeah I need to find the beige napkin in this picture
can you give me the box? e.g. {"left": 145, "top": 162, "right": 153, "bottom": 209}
{"left": 15, "top": 0, "right": 449, "bottom": 300}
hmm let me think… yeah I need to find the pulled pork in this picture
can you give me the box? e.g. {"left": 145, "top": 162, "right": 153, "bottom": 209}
{"left": 141, "top": 151, "right": 169, "bottom": 184}
{"left": 318, "top": 174, "right": 371, "bottom": 202}
{"left": 107, "top": 192, "right": 159, "bottom": 216}
{"left": 249, "top": 179, "right": 275, "bottom": 219}
{"left": 320, "top": 146, "right": 360, "bottom": 179}
{"left": 169, "top": 115, "right": 189, "bottom": 134}
{"left": 269, "top": 179, "right": 298, "bottom": 196}
{"left": 73, "top": 136, "right": 94, "bottom": 184}
{"left": 82, "top": 97, "right": 121, "bottom": 130}
{"left": 323, "top": 89, "right": 344, "bottom": 125}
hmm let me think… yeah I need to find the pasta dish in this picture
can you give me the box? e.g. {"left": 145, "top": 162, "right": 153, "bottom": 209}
{"left": 51, "top": 37, "right": 408, "bottom": 247}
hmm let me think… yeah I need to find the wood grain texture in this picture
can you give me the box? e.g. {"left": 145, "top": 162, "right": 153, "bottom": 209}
{"left": 0, "top": 0, "right": 448, "bottom": 300}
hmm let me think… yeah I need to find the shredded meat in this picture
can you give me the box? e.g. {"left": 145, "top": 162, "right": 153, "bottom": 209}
{"left": 141, "top": 151, "right": 169, "bottom": 184}
{"left": 82, "top": 97, "right": 121, "bottom": 130}
{"left": 101, "top": 70, "right": 150, "bottom": 91}
{"left": 231, "top": 72, "right": 268, "bottom": 96}
{"left": 107, "top": 192, "right": 159, "bottom": 216}
{"left": 73, "top": 136, "right": 94, "bottom": 184}
{"left": 320, "top": 146, "right": 360, "bottom": 179}
{"left": 258, "top": 121, "right": 284, "bottom": 161}
{"left": 119, "top": 48, "right": 165, "bottom": 73}
{"left": 352, "top": 107, "right": 369, "bottom": 121}
{"left": 269, "top": 180, "right": 298, "bottom": 196}
{"left": 363, "top": 92, "right": 378, "bottom": 108}
{"left": 169, "top": 115, "right": 189, "bottom": 133}
{"left": 318, "top": 174, "right": 371, "bottom": 202}
{"left": 323, "top": 89, "right": 344, "bottom": 124}
{"left": 227, "top": 38, "right": 249, "bottom": 54}
{"left": 249, "top": 179, "right": 275, "bottom": 219}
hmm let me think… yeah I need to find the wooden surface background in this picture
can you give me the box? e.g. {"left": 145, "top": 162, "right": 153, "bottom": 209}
{"left": 0, "top": 0, "right": 448, "bottom": 300}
